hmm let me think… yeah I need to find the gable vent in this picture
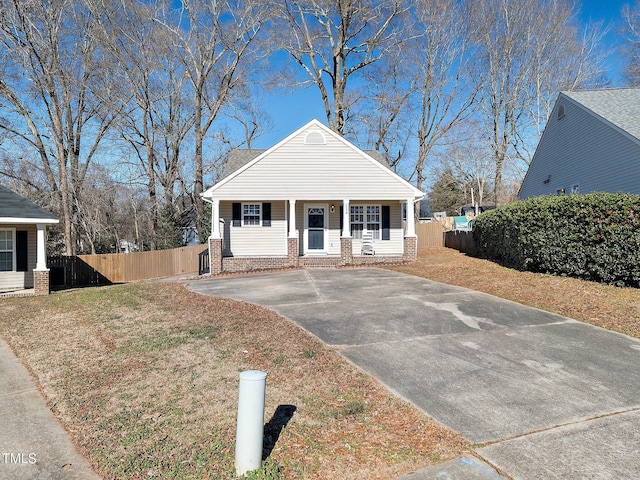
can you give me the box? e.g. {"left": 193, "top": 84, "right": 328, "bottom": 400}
{"left": 557, "top": 104, "right": 565, "bottom": 120}
{"left": 305, "top": 131, "right": 326, "bottom": 145}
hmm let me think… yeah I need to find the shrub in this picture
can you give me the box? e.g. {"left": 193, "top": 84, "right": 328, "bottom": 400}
{"left": 473, "top": 192, "right": 640, "bottom": 287}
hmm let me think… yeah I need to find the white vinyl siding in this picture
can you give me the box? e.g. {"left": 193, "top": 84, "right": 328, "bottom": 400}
{"left": 0, "top": 224, "right": 36, "bottom": 291}
{"left": 209, "top": 125, "right": 420, "bottom": 201}
{"left": 519, "top": 96, "right": 640, "bottom": 199}
{"left": 220, "top": 202, "right": 287, "bottom": 256}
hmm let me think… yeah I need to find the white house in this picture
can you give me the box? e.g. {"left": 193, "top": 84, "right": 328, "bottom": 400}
{"left": 519, "top": 88, "right": 640, "bottom": 199}
{"left": 0, "top": 185, "right": 58, "bottom": 295}
{"left": 201, "top": 119, "right": 424, "bottom": 274}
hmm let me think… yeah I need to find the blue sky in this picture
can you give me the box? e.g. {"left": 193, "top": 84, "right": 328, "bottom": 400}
{"left": 253, "top": 0, "right": 635, "bottom": 149}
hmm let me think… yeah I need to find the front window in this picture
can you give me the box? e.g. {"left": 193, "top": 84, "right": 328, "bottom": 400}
{"left": 243, "top": 203, "right": 261, "bottom": 226}
{"left": 0, "top": 230, "right": 14, "bottom": 272}
{"left": 351, "top": 205, "right": 381, "bottom": 239}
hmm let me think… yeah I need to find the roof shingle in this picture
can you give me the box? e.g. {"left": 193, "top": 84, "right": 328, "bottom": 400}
{"left": 0, "top": 185, "right": 58, "bottom": 222}
{"left": 563, "top": 88, "right": 640, "bottom": 141}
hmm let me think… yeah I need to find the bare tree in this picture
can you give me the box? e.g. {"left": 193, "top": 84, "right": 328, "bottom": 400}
{"left": 356, "top": 55, "right": 412, "bottom": 169}
{"left": 622, "top": 1, "right": 640, "bottom": 86}
{"left": 0, "top": 0, "right": 117, "bottom": 254}
{"left": 158, "top": 0, "right": 268, "bottom": 235}
{"left": 408, "top": 0, "right": 476, "bottom": 196}
{"left": 467, "top": 0, "right": 606, "bottom": 205}
{"left": 436, "top": 124, "right": 494, "bottom": 212}
{"left": 92, "top": 0, "right": 196, "bottom": 249}
{"left": 277, "top": 0, "right": 408, "bottom": 135}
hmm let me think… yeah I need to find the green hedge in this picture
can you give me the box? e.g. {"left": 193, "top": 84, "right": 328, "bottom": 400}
{"left": 472, "top": 192, "right": 640, "bottom": 287}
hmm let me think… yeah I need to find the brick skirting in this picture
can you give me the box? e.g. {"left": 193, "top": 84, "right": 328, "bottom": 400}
{"left": 33, "top": 270, "right": 50, "bottom": 295}
{"left": 207, "top": 236, "right": 414, "bottom": 275}
{"left": 340, "top": 237, "right": 353, "bottom": 265}
{"left": 403, "top": 236, "right": 418, "bottom": 262}
{"left": 222, "top": 256, "right": 294, "bottom": 273}
{"left": 209, "top": 238, "right": 223, "bottom": 275}
{"left": 288, "top": 237, "right": 299, "bottom": 267}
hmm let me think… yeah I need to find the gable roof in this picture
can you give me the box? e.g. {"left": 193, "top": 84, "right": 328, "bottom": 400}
{"left": 220, "top": 147, "right": 390, "bottom": 180}
{"left": 0, "top": 185, "right": 59, "bottom": 224}
{"left": 561, "top": 88, "right": 640, "bottom": 143}
{"left": 204, "top": 119, "right": 423, "bottom": 201}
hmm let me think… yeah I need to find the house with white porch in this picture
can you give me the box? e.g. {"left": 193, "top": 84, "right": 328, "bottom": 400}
{"left": 201, "top": 119, "right": 423, "bottom": 274}
{"left": 0, "top": 185, "right": 58, "bottom": 295}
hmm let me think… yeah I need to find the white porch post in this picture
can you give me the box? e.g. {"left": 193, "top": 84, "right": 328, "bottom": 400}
{"left": 342, "top": 199, "right": 351, "bottom": 237}
{"left": 406, "top": 199, "right": 416, "bottom": 237}
{"left": 35, "top": 223, "right": 48, "bottom": 271}
{"left": 211, "top": 199, "right": 221, "bottom": 239}
{"left": 288, "top": 199, "right": 297, "bottom": 237}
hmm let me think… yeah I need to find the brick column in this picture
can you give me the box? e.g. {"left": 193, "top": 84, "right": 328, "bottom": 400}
{"left": 209, "top": 238, "right": 223, "bottom": 275}
{"left": 33, "top": 270, "right": 50, "bottom": 295}
{"left": 341, "top": 237, "right": 353, "bottom": 266}
{"left": 403, "top": 236, "right": 417, "bottom": 262}
{"left": 288, "top": 237, "right": 299, "bottom": 267}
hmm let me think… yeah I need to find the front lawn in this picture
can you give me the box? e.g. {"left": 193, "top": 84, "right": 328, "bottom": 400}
{"left": 0, "top": 281, "right": 468, "bottom": 479}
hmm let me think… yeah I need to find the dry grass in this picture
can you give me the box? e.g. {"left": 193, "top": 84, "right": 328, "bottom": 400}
{"left": 0, "top": 281, "right": 468, "bottom": 480}
{"left": 389, "top": 248, "right": 640, "bottom": 339}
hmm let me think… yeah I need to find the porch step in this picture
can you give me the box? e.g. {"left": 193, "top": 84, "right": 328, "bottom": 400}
{"left": 299, "top": 257, "right": 342, "bottom": 268}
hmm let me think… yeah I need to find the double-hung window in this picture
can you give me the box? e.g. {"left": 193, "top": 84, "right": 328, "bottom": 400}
{"left": 350, "top": 205, "right": 381, "bottom": 239}
{"left": 0, "top": 229, "right": 15, "bottom": 272}
{"left": 242, "top": 203, "right": 261, "bottom": 226}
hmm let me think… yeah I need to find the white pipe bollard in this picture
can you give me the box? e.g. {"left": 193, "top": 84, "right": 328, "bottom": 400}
{"left": 235, "top": 370, "right": 267, "bottom": 477}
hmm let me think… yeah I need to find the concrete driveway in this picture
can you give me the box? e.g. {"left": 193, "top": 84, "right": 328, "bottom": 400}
{"left": 188, "top": 268, "right": 640, "bottom": 479}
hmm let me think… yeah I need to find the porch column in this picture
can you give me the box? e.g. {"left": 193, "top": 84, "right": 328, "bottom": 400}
{"left": 342, "top": 199, "right": 351, "bottom": 237}
{"left": 35, "top": 223, "right": 48, "bottom": 271}
{"left": 288, "top": 199, "right": 299, "bottom": 267}
{"left": 340, "top": 199, "right": 352, "bottom": 265}
{"left": 288, "top": 199, "right": 297, "bottom": 237}
{"left": 34, "top": 223, "right": 50, "bottom": 295}
{"left": 405, "top": 199, "right": 416, "bottom": 237}
{"left": 211, "top": 199, "right": 221, "bottom": 239}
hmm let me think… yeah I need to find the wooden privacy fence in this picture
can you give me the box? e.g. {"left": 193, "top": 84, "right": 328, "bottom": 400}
{"left": 415, "top": 222, "right": 445, "bottom": 254}
{"left": 444, "top": 230, "right": 476, "bottom": 255}
{"left": 49, "top": 244, "right": 207, "bottom": 286}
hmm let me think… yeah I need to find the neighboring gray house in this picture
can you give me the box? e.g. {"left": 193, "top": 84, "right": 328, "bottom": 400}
{"left": 201, "top": 119, "right": 423, "bottom": 274}
{"left": 0, "top": 185, "right": 58, "bottom": 295}
{"left": 519, "top": 88, "right": 640, "bottom": 199}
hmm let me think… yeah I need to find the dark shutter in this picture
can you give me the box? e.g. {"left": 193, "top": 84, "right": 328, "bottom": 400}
{"left": 262, "top": 203, "right": 271, "bottom": 227}
{"left": 382, "top": 206, "right": 390, "bottom": 240}
{"left": 339, "top": 206, "right": 343, "bottom": 236}
{"left": 232, "top": 203, "right": 241, "bottom": 227}
{"left": 16, "top": 230, "right": 28, "bottom": 271}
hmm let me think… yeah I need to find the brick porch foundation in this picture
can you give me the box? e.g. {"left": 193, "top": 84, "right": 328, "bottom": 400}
{"left": 33, "top": 270, "right": 50, "bottom": 295}
{"left": 206, "top": 236, "right": 415, "bottom": 275}
{"left": 403, "top": 236, "right": 418, "bottom": 262}
{"left": 340, "top": 237, "right": 353, "bottom": 266}
{"left": 209, "top": 238, "right": 223, "bottom": 275}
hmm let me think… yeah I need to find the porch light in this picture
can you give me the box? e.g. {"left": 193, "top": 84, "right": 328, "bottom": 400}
{"left": 330, "top": 204, "right": 335, "bottom": 213}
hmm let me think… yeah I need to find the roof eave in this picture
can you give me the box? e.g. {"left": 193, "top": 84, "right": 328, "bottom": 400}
{"left": 0, "top": 217, "right": 59, "bottom": 224}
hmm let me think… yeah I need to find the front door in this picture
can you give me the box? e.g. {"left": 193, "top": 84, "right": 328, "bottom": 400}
{"left": 306, "top": 205, "right": 326, "bottom": 253}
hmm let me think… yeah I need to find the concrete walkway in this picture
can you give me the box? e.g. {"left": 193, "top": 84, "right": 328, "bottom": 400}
{"left": 189, "top": 268, "right": 640, "bottom": 480}
{"left": 0, "top": 338, "right": 100, "bottom": 480}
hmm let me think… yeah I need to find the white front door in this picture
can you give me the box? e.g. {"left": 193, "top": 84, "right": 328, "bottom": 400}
{"left": 304, "top": 204, "right": 328, "bottom": 254}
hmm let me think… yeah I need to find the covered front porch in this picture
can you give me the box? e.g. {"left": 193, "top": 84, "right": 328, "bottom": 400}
{"left": 206, "top": 198, "right": 418, "bottom": 275}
